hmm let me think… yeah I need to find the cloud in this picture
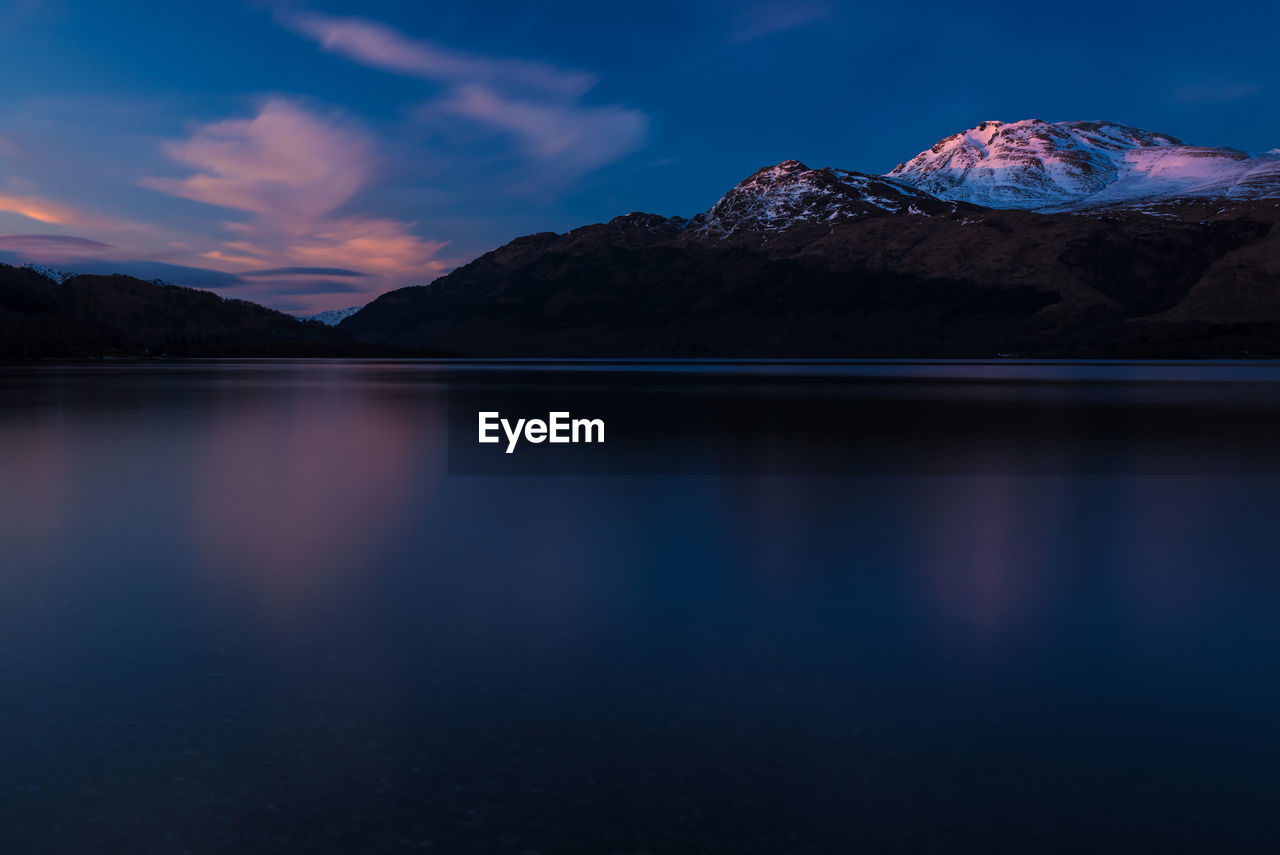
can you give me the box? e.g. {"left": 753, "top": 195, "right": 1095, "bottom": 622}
{"left": 1174, "top": 80, "right": 1262, "bottom": 104}
{"left": 254, "top": 278, "right": 368, "bottom": 296}
{"left": 0, "top": 187, "right": 153, "bottom": 234}
{"left": 141, "top": 98, "right": 447, "bottom": 295}
{"left": 241, "top": 266, "right": 367, "bottom": 277}
{"left": 729, "top": 2, "right": 831, "bottom": 42}
{"left": 435, "top": 84, "right": 648, "bottom": 182}
{"left": 276, "top": 11, "right": 648, "bottom": 188}
{"left": 141, "top": 99, "right": 371, "bottom": 229}
{"left": 0, "top": 234, "right": 113, "bottom": 252}
{"left": 0, "top": 251, "right": 249, "bottom": 288}
{"left": 260, "top": 215, "right": 449, "bottom": 278}
{"left": 277, "top": 10, "right": 596, "bottom": 98}
{"left": 0, "top": 192, "right": 91, "bottom": 226}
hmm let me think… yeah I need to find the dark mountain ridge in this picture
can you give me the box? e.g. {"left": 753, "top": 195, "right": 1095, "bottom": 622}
{"left": 342, "top": 153, "right": 1280, "bottom": 357}
{"left": 7, "top": 120, "right": 1280, "bottom": 358}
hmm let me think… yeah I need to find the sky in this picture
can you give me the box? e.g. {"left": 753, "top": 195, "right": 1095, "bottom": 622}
{"left": 0, "top": 0, "right": 1278, "bottom": 313}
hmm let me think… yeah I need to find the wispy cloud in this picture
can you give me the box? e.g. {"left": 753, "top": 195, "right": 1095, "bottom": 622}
{"left": 0, "top": 189, "right": 150, "bottom": 234}
{"left": 0, "top": 233, "right": 113, "bottom": 253}
{"left": 0, "top": 250, "right": 249, "bottom": 289}
{"left": 729, "top": 2, "right": 831, "bottom": 42}
{"left": 1174, "top": 80, "right": 1262, "bottom": 104}
{"left": 2, "top": 9, "right": 650, "bottom": 313}
{"left": 141, "top": 98, "right": 449, "bottom": 299}
{"left": 257, "top": 278, "right": 367, "bottom": 296}
{"left": 433, "top": 84, "right": 648, "bottom": 185}
{"left": 142, "top": 99, "right": 371, "bottom": 230}
{"left": 276, "top": 10, "right": 647, "bottom": 188}
{"left": 277, "top": 10, "right": 596, "bottom": 98}
{"left": 0, "top": 192, "right": 87, "bottom": 225}
{"left": 241, "top": 266, "right": 367, "bottom": 278}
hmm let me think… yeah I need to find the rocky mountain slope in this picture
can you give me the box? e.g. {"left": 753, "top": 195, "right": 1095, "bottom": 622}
{"left": 689, "top": 161, "right": 980, "bottom": 241}
{"left": 343, "top": 122, "right": 1280, "bottom": 357}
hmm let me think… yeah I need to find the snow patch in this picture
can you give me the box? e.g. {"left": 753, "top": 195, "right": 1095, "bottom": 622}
{"left": 888, "top": 119, "right": 1278, "bottom": 210}
{"left": 301, "top": 305, "right": 362, "bottom": 326}
{"left": 695, "top": 161, "right": 948, "bottom": 238}
{"left": 22, "top": 263, "right": 77, "bottom": 284}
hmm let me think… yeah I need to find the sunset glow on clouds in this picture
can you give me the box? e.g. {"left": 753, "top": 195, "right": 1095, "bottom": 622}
{"left": 138, "top": 98, "right": 449, "bottom": 304}
{"left": 0, "top": 0, "right": 1276, "bottom": 312}
{"left": 0, "top": 3, "right": 654, "bottom": 313}
{"left": 144, "top": 100, "right": 372, "bottom": 228}
{"left": 0, "top": 192, "right": 80, "bottom": 225}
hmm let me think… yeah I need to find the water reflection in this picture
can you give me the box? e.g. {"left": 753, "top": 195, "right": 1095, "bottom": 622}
{"left": 2, "top": 361, "right": 1280, "bottom": 853}
{"left": 188, "top": 381, "right": 442, "bottom": 628}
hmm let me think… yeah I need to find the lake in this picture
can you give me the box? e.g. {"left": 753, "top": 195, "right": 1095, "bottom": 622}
{"left": 2, "top": 360, "right": 1279, "bottom": 853}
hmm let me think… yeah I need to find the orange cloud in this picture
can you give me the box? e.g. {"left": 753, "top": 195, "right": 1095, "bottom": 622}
{"left": 0, "top": 192, "right": 83, "bottom": 225}
{"left": 0, "top": 188, "right": 154, "bottom": 239}
{"left": 286, "top": 217, "right": 449, "bottom": 277}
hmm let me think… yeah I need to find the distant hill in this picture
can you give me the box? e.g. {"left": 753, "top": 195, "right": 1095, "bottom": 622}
{"left": 0, "top": 265, "right": 420, "bottom": 358}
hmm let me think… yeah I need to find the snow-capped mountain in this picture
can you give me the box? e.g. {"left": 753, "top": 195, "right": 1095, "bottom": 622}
{"left": 672, "top": 121, "right": 1278, "bottom": 243}
{"left": 301, "top": 305, "right": 362, "bottom": 326}
{"left": 888, "top": 119, "right": 1280, "bottom": 210}
{"left": 22, "top": 263, "right": 78, "bottom": 284}
{"left": 694, "top": 160, "right": 974, "bottom": 238}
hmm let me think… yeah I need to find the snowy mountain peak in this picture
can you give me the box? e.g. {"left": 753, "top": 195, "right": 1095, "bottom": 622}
{"left": 22, "top": 263, "right": 78, "bottom": 284}
{"left": 966, "top": 120, "right": 1007, "bottom": 146}
{"left": 696, "top": 160, "right": 967, "bottom": 239}
{"left": 888, "top": 119, "right": 1277, "bottom": 210}
{"left": 300, "top": 305, "right": 362, "bottom": 326}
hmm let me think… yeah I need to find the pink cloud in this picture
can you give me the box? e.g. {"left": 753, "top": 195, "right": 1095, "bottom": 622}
{"left": 141, "top": 98, "right": 448, "bottom": 306}
{"left": 283, "top": 216, "right": 450, "bottom": 277}
{"left": 0, "top": 188, "right": 152, "bottom": 237}
{"left": 141, "top": 99, "right": 371, "bottom": 228}
{"left": 0, "top": 192, "right": 85, "bottom": 225}
{"left": 277, "top": 11, "right": 596, "bottom": 98}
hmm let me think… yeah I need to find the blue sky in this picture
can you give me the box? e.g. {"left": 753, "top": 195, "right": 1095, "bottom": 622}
{"left": 1, "top": 0, "right": 1277, "bottom": 312}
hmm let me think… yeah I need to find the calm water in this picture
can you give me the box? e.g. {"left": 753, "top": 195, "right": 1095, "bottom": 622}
{"left": 3, "top": 360, "right": 1280, "bottom": 853}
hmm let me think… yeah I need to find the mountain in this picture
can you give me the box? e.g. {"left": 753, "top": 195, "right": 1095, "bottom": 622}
{"left": 22, "top": 262, "right": 79, "bottom": 285}
{"left": 888, "top": 119, "right": 1280, "bottom": 210}
{"left": 689, "top": 160, "right": 979, "bottom": 241}
{"left": 0, "top": 265, "right": 424, "bottom": 358}
{"left": 6, "top": 119, "right": 1279, "bottom": 359}
{"left": 342, "top": 120, "right": 1280, "bottom": 357}
{"left": 300, "top": 305, "right": 363, "bottom": 326}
